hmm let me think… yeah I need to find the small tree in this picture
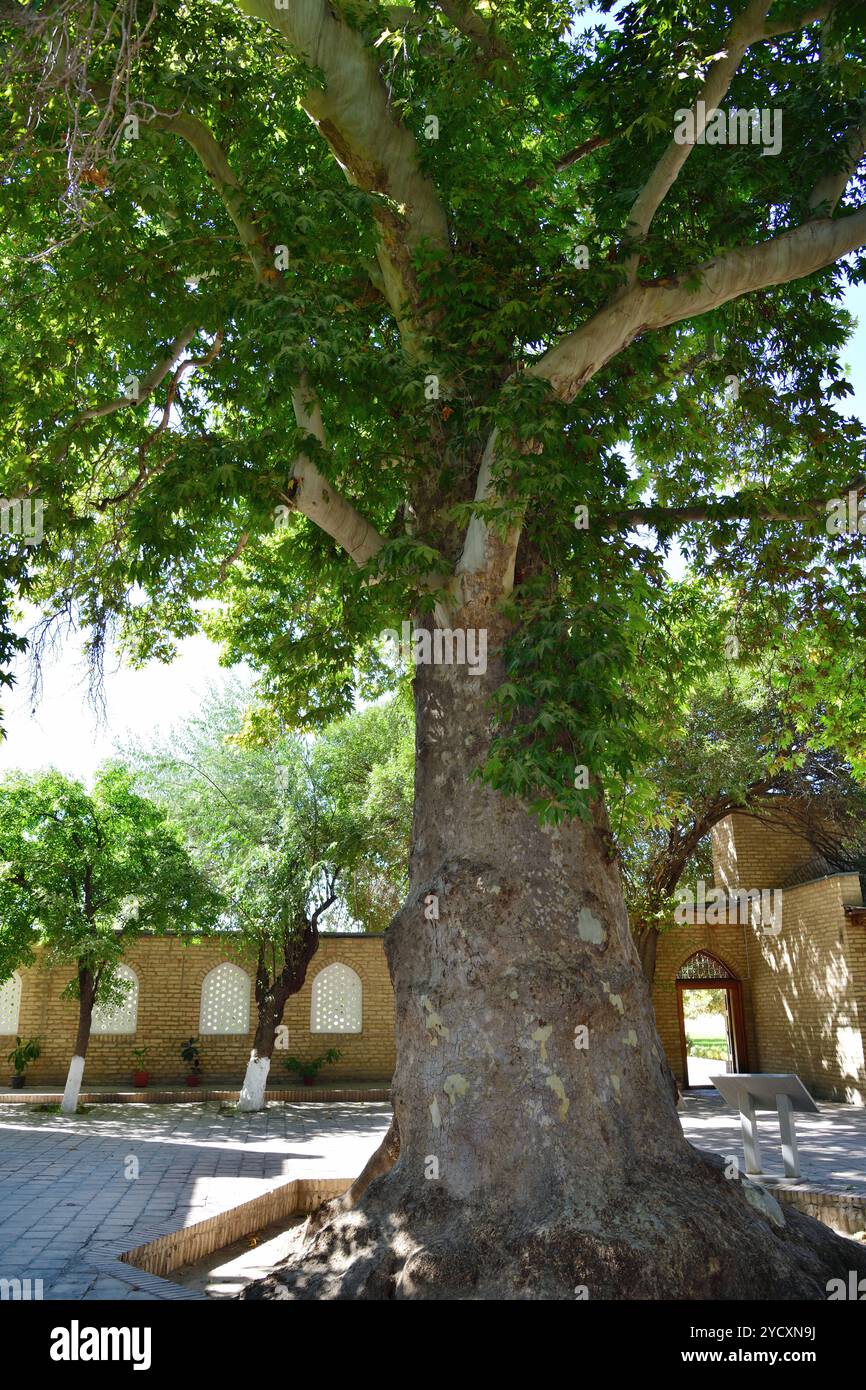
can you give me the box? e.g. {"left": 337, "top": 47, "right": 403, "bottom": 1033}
{"left": 125, "top": 685, "right": 412, "bottom": 1108}
{"left": 0, "top": 767, "right": 221, "bottom": 1113}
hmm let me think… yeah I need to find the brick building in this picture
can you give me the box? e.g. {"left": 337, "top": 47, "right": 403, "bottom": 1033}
{"left": 652, "top": 810, "right": 866, "bottom": 1104}
{"left": 0, "top": 933, "right": 395, "bottom": 1088}
{"left": 3, "top": 811, "right": 865, "bottom": 1103}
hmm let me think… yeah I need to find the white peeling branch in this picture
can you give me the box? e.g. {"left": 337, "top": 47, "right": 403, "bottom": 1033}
{"left": 147, "top": 108, "right": 274, "bottom": 283}
{"left": 235, "top": 0, "right": 450, "bottom": 352}
{"left": 455, "top": 428, "right": 524, "bottom": 603}
{"left": 647, "top": 206, "right": 866, "bottom": 331}
{"left": 433, "top": 0, "right": 511, "bottom": 64}
{"left": 288, "top": 377, "right": 385, "bottom": 568}
{"left": 533, "top": 206, "right": 866, "bottom": 401}
{"left": 622, "top": 0, "right": 835, "bottom": 271}
{"left": 77, "top": 325, "right": 199, "bottom": 420}
{"left": 808, "top": 120, "right": 866, "bottom": 216}
{"left": 624, "top": 0, "right": 775, "bottom": 256}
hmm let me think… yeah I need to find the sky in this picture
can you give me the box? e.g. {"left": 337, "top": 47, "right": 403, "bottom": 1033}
{"left": 0, "top": 626, "right": 248, "bottom": 783}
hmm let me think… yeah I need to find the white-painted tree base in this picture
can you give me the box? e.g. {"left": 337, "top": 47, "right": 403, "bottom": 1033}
{"left": 60, "top": 1055, "right": 85, "bottom": 1115}
{"left": 238, "top": 1054, "right": 271, "bottom": 1111}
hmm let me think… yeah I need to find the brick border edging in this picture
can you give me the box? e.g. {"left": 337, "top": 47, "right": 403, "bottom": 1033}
{"left": 118, "top": 1176, "right": 349, "bottom": 1280}
{"left": 766, "top": 1183, "right": 866, "bottom": 1237}
{"left": 81, "top": 1175, "right": 351, "bottom": 1301}
{"left": 0, "top": 1086, "right": 391, "bottom": 1105}
{"left": 95, "top": 1178, "right": 866, "bottom": 1301}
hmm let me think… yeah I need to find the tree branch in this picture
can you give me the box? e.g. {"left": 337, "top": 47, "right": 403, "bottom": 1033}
{"left": 762, "top": 2, "right": 833, "bottom": 39}
{"left": 433, "top": 0, "right": 510, "bottom": 64}
{"left": 598, "top": 474, "right": 866, "bottom": 533}
{"left": 89, "top": 329, "right": 223, "bottom": 511}
{"left": 533, "top": 204, "right": 866, "bottom": 401}
{"left": 808, "top": 117, "right": 866, "bottom": 216}
{"left": 623, "top": 0, "right": 776, "bottom": 260}
{"left": 237, "top": 0, "right": 451, "bottom": 354}
{"left": 146, "top": 108, "right": 275, "bottom": 283}
{"left": 287, "top": 374, "right": 386, "bottom": 568}
{"left": 556, "top": 134, "right": 612, "bottom": 173}
{"left": 78, "top": 324, "right": 199, "bottom": 421}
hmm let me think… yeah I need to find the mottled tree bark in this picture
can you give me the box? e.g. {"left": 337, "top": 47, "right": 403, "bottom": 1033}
{"left": 245, "top": 609, "right": 866, "bottom": 1299}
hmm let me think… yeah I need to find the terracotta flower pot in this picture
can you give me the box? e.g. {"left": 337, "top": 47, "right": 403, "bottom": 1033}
{"left": 302, "top": 1075, "right": 315, "bottom": 1086}
{"left": 185, "top": 1074, "right": 201, "bottom": 1087}
{"left": 132, "top": 1071, "right": 149, "bottom": 1088}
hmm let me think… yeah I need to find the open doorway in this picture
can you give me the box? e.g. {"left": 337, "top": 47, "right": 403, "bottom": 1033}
{"left": 676, "top": 952, "right": 748, "bottom": 1089}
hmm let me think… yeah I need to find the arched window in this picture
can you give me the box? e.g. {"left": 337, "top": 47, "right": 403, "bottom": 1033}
{"left": 311, "top": 963, "right": 362, "bottom": 1034}
{"left": 200, "top": 962, "right": 251, "bottom": 1035}
{"left": 0, "top": 973, "right": 22, "bottom": 1035}
{"left": 92, "top": 964, "right": 139, "bottom": 1035}
{"left": 677, "top": 952, "right": 735, "bottom": 982}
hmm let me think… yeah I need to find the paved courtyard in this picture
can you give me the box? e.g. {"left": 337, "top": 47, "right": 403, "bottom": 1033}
{"left": 680, "top": 1092, "right": 866, "bottom": 1193}
{"left": 1, "top": 1094, "right": 864, "bottom": 1300}
{"left": 0, "top": 1100, "right": 390, "bottom": 1300}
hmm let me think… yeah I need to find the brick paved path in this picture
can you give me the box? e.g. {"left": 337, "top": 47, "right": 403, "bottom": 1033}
{"left": 0, "top": 1100, "right": 389, "bottom": 1300}
{"left": 681, "top": 1092, "right": 866, "bottom": 1192}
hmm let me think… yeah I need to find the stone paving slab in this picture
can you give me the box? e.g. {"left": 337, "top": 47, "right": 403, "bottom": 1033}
{"left": 0, "top": 1100, "right": 390, "bottom": 1301}
{"left": 2, "top": 1092, "right": 864, "bottom": 1302}
{"left": 680, "top": 1092, "right": 866, "bottom": 1193}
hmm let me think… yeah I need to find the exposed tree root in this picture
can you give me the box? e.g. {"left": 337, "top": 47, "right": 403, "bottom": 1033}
{"left": 242, "top": 1148, "right": 866, "bottom": 1301}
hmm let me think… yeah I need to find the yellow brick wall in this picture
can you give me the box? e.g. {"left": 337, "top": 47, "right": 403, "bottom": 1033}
{"left": 1, "top": 935, "right": 396, "bottom": 1087}
{"left": 651, "top": 811, "right": 866, "bottom": 1102}
{"left": 6, "top": 809, "right": 865, "bottom": 1104}
{"left": 712, "top": 809, "right": 817, "bottom": 892}
{"left": 652, "top": 925, "right": 758, "bottom": 1087}
{"left": 747, "top": 876, "right": 866, "bottom": 1104}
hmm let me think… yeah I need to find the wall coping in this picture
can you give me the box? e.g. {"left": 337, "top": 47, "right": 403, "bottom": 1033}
{"left": 125, "top": 930, "right": 387, "bottom": 941}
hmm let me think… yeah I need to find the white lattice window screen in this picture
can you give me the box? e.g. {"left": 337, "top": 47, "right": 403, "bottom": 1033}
{"left": 0, "top": 973, "right": 22, "bottom": 1035}
{"left": 310, "top": 963, "right": 362, "bottom": 1034}
{"left": 200, "top": 962, "right": 251, "bottom": 1035}
{"left": 92, "top": 965, "right": 139, "bottom": 1035}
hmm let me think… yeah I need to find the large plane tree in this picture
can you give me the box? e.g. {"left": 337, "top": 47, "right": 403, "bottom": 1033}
{"left": 2, "top": 0, "right": 866, "bottom": 1298}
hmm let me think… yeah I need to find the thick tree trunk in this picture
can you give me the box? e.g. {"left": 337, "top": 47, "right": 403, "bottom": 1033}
{"left": 305, "top": 1115, "right": 402, "bottom": 1236}
{"left": 246, "top": 610, "right": 866, "bottom": 1300}
{"left": 60, "top": 966, "right": 96, "bottom": 1116}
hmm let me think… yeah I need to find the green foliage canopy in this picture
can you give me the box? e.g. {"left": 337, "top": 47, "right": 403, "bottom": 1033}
{"left": 0, "top": 765, "right": 221, "bottom": 1002}
{"left": 0, "top": 0, "right": 865, "bottom": 821}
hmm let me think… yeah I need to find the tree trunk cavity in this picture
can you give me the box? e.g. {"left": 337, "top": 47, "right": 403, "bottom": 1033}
{"left": 244, "top": 610, "right": 866, "bottom": 1299}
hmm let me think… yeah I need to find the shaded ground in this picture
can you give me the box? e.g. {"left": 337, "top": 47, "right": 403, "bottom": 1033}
{"left": 681, "top": 1092, "right": 866, "bottom": 1192}
{"left": 171, "top": 1216, "right": 306, "bottom": 1299}
{"left": 1, "top": 1093, "right": 864, "bottom": 1300}
{"left": 0, "top": 1100, "right": 389, "bottom": 1300}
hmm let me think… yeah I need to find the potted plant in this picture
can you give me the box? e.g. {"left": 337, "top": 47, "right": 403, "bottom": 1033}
{"left": 131, "top": 1047, "right": 149, "bottom": 1088}
{"left": 181, "top": 1036, "right": 203, "bottom": 1087}
{"left": 7, "top": 1037, "right": 40, "bottom": 1090}
{"left": 282, "top": 1047, "right": 342, "bottom": 1086}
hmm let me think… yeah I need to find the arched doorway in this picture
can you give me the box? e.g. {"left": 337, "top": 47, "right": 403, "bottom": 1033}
{"left": 676, "top": 951, "right": 748, "bottom": 1089}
